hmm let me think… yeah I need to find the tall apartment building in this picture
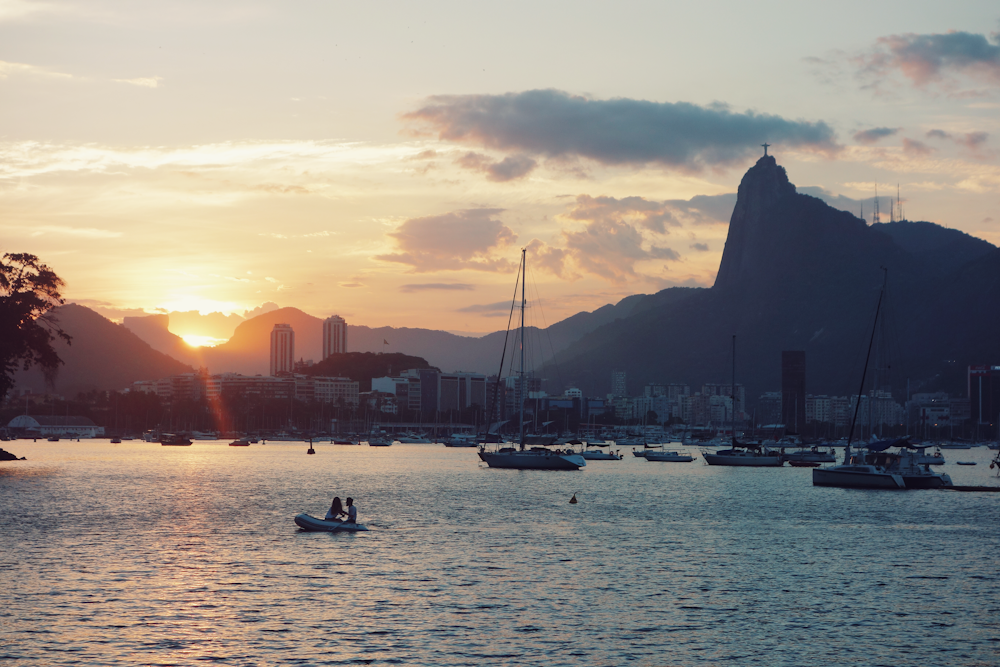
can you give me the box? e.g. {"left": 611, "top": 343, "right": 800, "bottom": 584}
{"left": 270, "top": 323, "right": 295, "bottom": 376}
{"left": 781, "top": 351, "right": 806, "bottom": 433}
{"left": 969, "top": 365, "right": 999, "bottom": 437}
{"left": 322, "top": 315, "right": 347, "bottom": 359}
{"left": 612, "top": 371, "right": 627, "bottom": 397}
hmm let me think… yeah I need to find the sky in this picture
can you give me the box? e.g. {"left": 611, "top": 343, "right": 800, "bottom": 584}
{"left": 2, "top": 1, "right": 999, "bottom": 342}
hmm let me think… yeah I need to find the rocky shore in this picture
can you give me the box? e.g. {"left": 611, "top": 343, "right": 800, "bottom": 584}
{"left": 0, "top": 447, "right": 26, "bottom": 461}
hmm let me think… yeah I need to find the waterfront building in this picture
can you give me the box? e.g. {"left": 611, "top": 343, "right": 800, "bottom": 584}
{"left": 312, "top": 376, "right": 360, "bottom": 406}
{"left": 756, "top": 391, "right": 782, "bottom": 426}
{"left": 322, "top": 315, "right": 347, "bottom": 359}
{"left": 7, "top": 415, "right": 104, "bottom": 438}
{"left": 270, "top": 324, "right": 295, "bottom": 376}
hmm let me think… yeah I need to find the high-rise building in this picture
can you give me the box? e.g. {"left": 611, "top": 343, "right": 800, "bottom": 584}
{"left": 781, "top": 351, "right": 806, "bottom": 433}
{"left": 322, "top": 315, "right": 347, "bottom": 359}
{"left": 612, "top": 371, "right": 627, "bottom": 397}
{"left": 969, "top": 365, "right": 999, "bottom": 438}
{"left": 270, "top": 323, "right": 295, "bottom": 376}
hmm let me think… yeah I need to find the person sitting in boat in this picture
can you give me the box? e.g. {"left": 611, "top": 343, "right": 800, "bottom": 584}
{"left": 345, "top": 497, "right": 357, "bottom": 523}
{"left": 325, "top": 496, "right": 345, "bottom": 522}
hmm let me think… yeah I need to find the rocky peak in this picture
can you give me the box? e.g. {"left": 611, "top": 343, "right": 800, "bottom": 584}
{"left": 713, "top": 155, "right": 798, "bottom": 290}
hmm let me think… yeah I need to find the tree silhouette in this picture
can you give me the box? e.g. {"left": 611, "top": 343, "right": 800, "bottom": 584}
{"left": 0, "top": 253, "right": 71, "bottom": 400}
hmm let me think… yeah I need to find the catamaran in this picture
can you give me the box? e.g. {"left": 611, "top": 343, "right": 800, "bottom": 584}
{"left": 813, "top": 270, "right": 905, "bottom": 489}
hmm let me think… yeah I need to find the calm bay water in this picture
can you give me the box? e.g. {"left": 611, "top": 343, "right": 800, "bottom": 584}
{"left": 1, "top": 441, "right": 998, "bottom": 666}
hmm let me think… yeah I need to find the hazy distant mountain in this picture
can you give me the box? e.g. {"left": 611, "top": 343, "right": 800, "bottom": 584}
{"left": 543, "top": 155, "right": 1000, "bottom": 403}
{"left": 121, "top": 297, "right": 645, "bottom": 377}
{"left": 15, "top": 304, "right": 194, "bottom": 396}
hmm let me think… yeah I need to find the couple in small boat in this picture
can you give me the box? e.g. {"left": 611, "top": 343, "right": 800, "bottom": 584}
{"left": 324, "top": 496, "right": 357, "bottom": 523}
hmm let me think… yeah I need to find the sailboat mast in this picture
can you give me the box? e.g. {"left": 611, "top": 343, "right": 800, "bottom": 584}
{"left": 847, "top": 269, "right": 887, "bottom": 448}
{"left": 731, "top": 334, "right": 736, "bottom": 448}
{"left": 519, "top": 247, "right": 526, "bottom": 451}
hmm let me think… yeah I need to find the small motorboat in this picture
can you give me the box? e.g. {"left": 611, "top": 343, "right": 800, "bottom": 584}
{"left": 229, "top": 439, "right": 251, "bottom": 447}
{"left": 294, "top": 514, "right": 368, "bottom": 532}
{"left": 956, "top": 461, "right": 976, "bottom": 466}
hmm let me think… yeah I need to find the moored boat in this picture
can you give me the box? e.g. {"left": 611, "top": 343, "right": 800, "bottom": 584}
{"left": 812, "top": 271, "right": 905, "bottom": 490}
{"left": 645, "top": 450, "right": 695, "bottom": 462}
{"left": 478, "top": 248, "right": 585, "bottom": 472}
{"left": 160, "top": 433, "right": 193, "bottom": 446}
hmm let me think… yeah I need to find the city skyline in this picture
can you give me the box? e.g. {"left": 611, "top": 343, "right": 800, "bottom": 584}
{"left": 2, "top": 3, "right": 999, "bottom": 342}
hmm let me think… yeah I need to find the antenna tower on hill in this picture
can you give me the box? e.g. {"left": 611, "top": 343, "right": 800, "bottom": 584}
{"left": 872, "top": 184, "right": 880, "bottom": 225}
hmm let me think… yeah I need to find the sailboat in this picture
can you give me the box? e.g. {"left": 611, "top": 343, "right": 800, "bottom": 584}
{"left": 703, "top": 335, "right": 784, "bottom": 466}
{"left": 813, "top": 270, "right": 905, "bottom": 489}
{"left": 478, "top": 249, "right": 586, "bottom": 471}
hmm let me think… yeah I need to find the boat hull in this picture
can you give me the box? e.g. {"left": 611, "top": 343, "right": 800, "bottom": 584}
{"left": 812, "top": 468, "right": 905, "bottom": 489}
{"left": 703, "top": 450, "right": 783, "bottom": 467}
{"left": 479, "top": 450, "right": 586, "bottom": 470}
{"left": 645, "top": 452, "right": 694, "bottom": 462}
{"left": 580, "top": 451, "right": 621, "bottom": 460}
{"left": 294, "top": 514, "right": 368, "bottom": 532}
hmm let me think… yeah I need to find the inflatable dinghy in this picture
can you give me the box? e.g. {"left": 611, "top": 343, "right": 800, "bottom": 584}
{"left": 294, "top": 513, "right": 369, "bottom": 532}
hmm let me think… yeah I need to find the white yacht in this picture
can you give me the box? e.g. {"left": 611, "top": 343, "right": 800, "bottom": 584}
{"left": 812, "top": 271, "right": 905, "bottom": 490}
{"left": 812, "top": 446, "right": 905, "bottom": 489}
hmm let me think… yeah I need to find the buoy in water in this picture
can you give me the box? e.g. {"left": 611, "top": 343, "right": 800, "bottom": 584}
{"left": 307, "top": 446, "right": 315, "bottom": 455}
{"left": 569, "top": 493, "right": 578, "bottom": 504}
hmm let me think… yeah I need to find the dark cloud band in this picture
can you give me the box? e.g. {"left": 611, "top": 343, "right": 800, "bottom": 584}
{"left": 405, "top": 89, "right": 838, "bottom": 170}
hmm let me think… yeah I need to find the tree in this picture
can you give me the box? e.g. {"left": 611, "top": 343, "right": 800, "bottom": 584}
{"left": 0, "top": 253, "right": 71, "bottom": 400}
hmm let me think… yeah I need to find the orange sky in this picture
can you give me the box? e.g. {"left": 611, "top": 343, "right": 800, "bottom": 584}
{"left": 2, "top": 2, "right": 998, "bottom": 341}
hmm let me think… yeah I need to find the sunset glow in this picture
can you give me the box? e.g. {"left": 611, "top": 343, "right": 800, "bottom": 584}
{"left": 2, "top": 2, "right": 997, "bottom": 336}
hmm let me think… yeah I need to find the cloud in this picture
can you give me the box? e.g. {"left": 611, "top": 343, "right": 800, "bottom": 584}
{"left": 926, "top": 129, "right": 990, "bottom": 153}
{"left": 858, "top": 30, "right": 1000, "bottom": 88}
{"left": 690, "top": 243, "right": 709, "bottom": 252}
{"left": 403, "top": 89, "right": 839, "bottom": 173}
{"left": 456, "top": 152, "right": 537, "bottom": 181}
{"left": 853, "top": 127, "right": 900, "bottom": 145}
{"left": 457, "top": 301, "right": 512, "bottom": 315}
{"left": 114, "top": 76, "right": 162, "bottom": 88}
{"left": 527, "top": 195, "right": 681, "bottom": 284}
{"left": 25, "top": 225, "right": 123, "bottom": 239}
{"left": 0, "top": 60, "right": 73, "bottom": 80}
{"left": 400, "top": 283, "right": 475, "bottom": 292}
{"left": 902, "top": 138, "right": 934, "bottom": 156}
{"left": 564, "top": 194, "right": 678, "bottom": 234}
{"left": 243, "top": 302, "right": 280, "bottom": 318}
{"left": 662, "top": 193, "right": 737, "bottom": 226}
{"left": 338, "top": 282, "right": 365, "bottom": 288}
{"left": 375, "top": 208, "right": 517, "bottom": 273}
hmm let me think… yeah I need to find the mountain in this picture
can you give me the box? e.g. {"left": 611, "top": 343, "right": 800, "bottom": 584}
{"left": 14, "top": 304, "right": 194, "bottom": 396}
{"left": 544, "top": 155, "right": 999, "bottom": 403}
{"left": 122, "top": 296, "right": 645, "bottom": 376}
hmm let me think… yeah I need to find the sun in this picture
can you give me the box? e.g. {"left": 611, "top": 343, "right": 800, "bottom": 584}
{"left": 180, "top": 335, "right": 227, "bottom": 348}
